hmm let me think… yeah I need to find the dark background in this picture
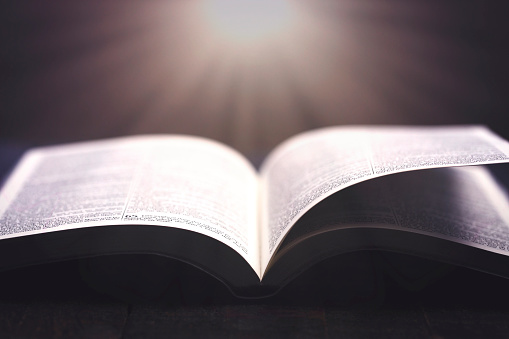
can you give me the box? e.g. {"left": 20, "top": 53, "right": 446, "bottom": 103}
{"left": 1, "top": 0, "right": 509, "bottom": 337}
{"left": 1, "top": 0, "right": 508, "bottom": 154}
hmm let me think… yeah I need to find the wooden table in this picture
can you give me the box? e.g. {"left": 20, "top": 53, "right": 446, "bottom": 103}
{"left": 1, "top": 254, "right": 509, "bottom": 338}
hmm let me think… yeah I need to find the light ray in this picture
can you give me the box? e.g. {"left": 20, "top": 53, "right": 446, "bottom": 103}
{"left": 200, "top": 0, "right": 295, "bottom": 46}
{"left": 12, "top": 0, "right": 482, "bottom": 153}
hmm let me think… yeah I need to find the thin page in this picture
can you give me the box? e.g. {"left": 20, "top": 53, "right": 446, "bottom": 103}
{"left": 259, "top": 126, "right": 509, "bottom": 272}
{"left": 276, "top": 166, "right": 509, "bottom": 258}
{"left": 0, "top": 136, "right": 260, "bottom": 276}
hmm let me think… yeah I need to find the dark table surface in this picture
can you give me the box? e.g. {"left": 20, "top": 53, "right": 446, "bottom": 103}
{"left": 1, "top": 253, "right": 509, "bottom": 339}
{"left": 1, "top": 145, "right": 509, "bottom": 339}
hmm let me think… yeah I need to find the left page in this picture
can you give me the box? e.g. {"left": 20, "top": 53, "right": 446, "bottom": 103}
{"left": 0, "top": 136, "right": 260, "bottom": 276}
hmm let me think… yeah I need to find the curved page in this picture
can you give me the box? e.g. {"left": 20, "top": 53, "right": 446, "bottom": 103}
{"left": 263, "top": 166, "right": 509, "bottom": 288}
{"left": 260, "top": 126, "right": 509, "bottom": 273}
{"left": 0, "top": 136, "right": 260, "bottom": 278}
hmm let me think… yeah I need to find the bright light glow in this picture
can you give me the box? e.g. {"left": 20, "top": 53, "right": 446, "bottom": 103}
{"left": 51, "top": 0, "right": 457, "bottom": 153}
{"left": 201, "top": 0, "right": 295, "bottom": 44}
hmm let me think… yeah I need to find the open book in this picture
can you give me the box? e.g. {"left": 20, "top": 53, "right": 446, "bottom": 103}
{"left": 1, "top": 125, "right": 509, "bottom": 297}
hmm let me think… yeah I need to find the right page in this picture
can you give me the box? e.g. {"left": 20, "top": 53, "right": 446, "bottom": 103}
{"left": 259, "top": 126, "right": 509, "bottom": 273}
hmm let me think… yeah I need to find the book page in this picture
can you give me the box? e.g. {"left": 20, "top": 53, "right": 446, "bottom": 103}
{"left": 0, "top": 136, "right": 260, "bottom": 276}
{"left": 277, "top": 166, "right": 509, "bottom": 256}
{"left": 259, "top": 126, "right": 509, "bottom": 271}
{"left": 262, "top": 166, "right": 509, "bottom": 286}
